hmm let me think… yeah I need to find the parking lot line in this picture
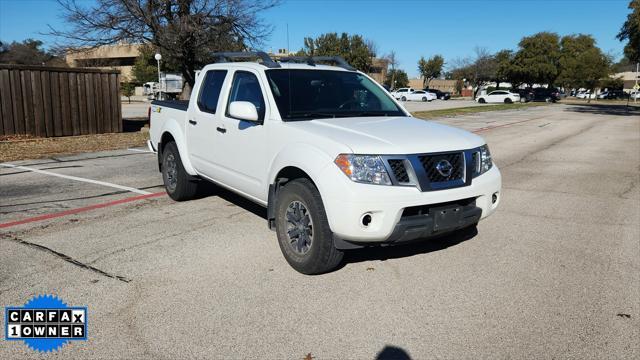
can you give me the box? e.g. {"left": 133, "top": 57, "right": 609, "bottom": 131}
{"left": 0, "top": 192, "right": 165, "bottom": 229}
{"left": 0, "top": 163, "right": 151, "bottom": 195}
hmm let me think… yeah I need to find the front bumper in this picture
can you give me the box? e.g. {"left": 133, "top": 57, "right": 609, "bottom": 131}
{"left": 319, "top": 164, "right": 501, "bottom": 244}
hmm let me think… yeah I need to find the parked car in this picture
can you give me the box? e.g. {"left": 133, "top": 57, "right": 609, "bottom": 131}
{"left": 148, "top": 52, "right": 502, "bottom": 274}
{"left": 576, "top": 91, "right": 595, "bottom": 99}
{"left": 390, "top": 87, "right": 414, "bottom": 100}
{"left": 530, "top": 88, "right": 560, "bottom": 102}
{"left": 401, "top": 90, "right": 437, "bottom": 102}
{"left": 598, "top": 90, "right": 628, "bottom": 99}
{"left": 630, "top": 91, "right": 640, "bottom": 100}
{"left": 424, "top": 88, "right": 451, "bottom": 100}
{"left": 513, "top": 89, "right": 534, "bottom": 102}
{"left": 476, "top": 90, "right": 520, "bottom": 104}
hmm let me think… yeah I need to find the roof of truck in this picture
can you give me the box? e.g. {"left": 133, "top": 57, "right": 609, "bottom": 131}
{"left": 203, "top": 62, "right": 355, "bottom": 72}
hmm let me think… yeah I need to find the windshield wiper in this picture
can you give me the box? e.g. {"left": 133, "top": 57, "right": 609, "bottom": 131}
{"left": 285, "top": 112, "right": 337, "bottom": 120}
{"left": 345, "top": 111, "right": 392, "bottom": 117}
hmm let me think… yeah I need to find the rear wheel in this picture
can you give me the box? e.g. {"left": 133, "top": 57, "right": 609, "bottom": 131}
{"left": 275, "top": 178, "right": 344, "bottom": 275}
{"left": 422, "top": 97, "right": 427, "bottom": 102}
{"left": 504, "top": 98, "right": 513, "bottom": 104}
{"left": 162, "top": 142, "right": 199, "bottom": 201}
{"left": 401, "top": 96, "right": 407, "bottom": 101}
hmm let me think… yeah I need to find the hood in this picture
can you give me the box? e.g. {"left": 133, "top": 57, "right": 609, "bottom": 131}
{"left": 284, "top": 116, "right": 485, "bottom": 154}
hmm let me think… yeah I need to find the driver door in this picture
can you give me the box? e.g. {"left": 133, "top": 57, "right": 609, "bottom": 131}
{"left": 214, "top": 69, "right": 269, "bottom": 200}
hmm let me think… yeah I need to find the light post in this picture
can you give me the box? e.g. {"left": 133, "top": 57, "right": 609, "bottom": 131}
{"left": 154, "top": 53, "right": 162, "bottom": 100}
{"left": 635, "top": 62, "right": 638, "bottom": 104}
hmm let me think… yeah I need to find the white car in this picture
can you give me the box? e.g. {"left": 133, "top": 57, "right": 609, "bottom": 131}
{"left": 576, "top": 91, "right": 595, "bottom": 99}
{"left": 629, "top": 91, "right": 640, "bottom": 100}
{"left": 148, "top": 52, "right": 501, "bottom": 274}
{"left": 401, "top": 90, "right": 437, "bottom": 102}
{"left": 476, "top": 90, "right": 520, "bottom": 104}
{"left": 390, "top": 87, "right": 414, "bottom": 100}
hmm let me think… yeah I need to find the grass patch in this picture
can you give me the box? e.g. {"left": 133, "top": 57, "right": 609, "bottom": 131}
{"left": 412, "top": 102, "right": 550, "bottom": 119}
{"left": 0, "top": 131, "right": 149, "bottom": 162}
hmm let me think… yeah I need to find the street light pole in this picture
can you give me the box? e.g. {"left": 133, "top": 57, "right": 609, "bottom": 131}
{"left": 635, "top": 62, "right": 638, "bottom": 104}
{"left": 154, "top": 53, "right": 162, "bottom": 100}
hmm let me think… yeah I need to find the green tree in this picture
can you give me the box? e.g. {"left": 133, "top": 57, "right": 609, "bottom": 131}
{"left": 512, "top": 32, "right": 561, "bottom": 86}
{"left": 121, "top": 82, "right": 135, "bottom": 103}
{"left": 131, "top": 45, "right": 159, "bottom": 84}
{"left": 0, "top": 39, "right": 66, "bottom": 66}
{"left": 417, "top": 54, "right": 444, "bottom": 87}
{"left": 384, "top": 69, "right": 409, "bottom": 88}
{"left": 494, "top": 49, "right": 517, "bottom": 88}
{"left": 298, "top": 32, "right": 374, "bottom": 72}
{"left": 617, "top": 0, "right": 640, "bottom": 62}
{"left": 557, "top": 34, "right": 611, "bottom": 102}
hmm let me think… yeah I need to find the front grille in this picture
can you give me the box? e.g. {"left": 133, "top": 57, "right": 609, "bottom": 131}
{"left": 388, "top": 159, "right": 410, "bottom": 183}
{"left": 419, "top": 152, "right": 464, "bottom": 183}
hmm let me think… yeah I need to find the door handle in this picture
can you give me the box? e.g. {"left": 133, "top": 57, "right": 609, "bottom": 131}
{"left": 188, "top": 119, "right": 197, "bottom": 125}
{"left": 216, "top": 127, "right": 226, "bottom": 134}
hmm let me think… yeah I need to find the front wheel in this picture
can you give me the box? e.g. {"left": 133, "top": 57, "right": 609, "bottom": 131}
{"left": 478, "top": 98, "right": 486, "bottom": 104}
{"left": 401, "top": 96, "right": 407, "bottom": 101}
{"left": 422, "top": 97, "right": 427, "bottom": 102}
{"left": 275, "top": 178, "right": 344, "bottom": 275}
{"left": 162, "top": 142, "right": 199, "bottom": 201}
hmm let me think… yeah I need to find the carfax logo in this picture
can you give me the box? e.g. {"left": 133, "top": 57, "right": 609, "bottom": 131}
{"left": 4, "top": 294, "right": 87, "bottom": 352}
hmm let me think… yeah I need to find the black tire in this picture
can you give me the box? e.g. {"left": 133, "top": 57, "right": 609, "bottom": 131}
{"left": 422, "top": 97, "right": 427, "bottom": 102}
{"left": 401, "top": 96, "right": 407, "bottom": 101}
{"left": 478, "top": 98, "right": 486, "bottom": 104}
{"left": 504, "top": 98, "right": 513, "bottom": 104}
{"left": 162, "top": 141, "right": 199, "bottom": 201}
{"left": 275, "top": 178, "right": 344, "bottom": 275}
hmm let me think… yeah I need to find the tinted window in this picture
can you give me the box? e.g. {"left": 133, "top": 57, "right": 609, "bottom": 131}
{"left": 227, "top": 71, "right": 265, "bottom": 121}
{"left": 265, "top": 69, "right": 404, "bottom": 121}
{"left": 414, "top": 91, "right": 425, "bottom": 94}
{"left": 197, "top": 70, "right": 227, "bottom": 114}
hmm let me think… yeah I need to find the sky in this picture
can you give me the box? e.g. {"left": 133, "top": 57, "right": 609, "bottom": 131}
{"left": 0, "top": 0, "right": 631, "bottom": 77}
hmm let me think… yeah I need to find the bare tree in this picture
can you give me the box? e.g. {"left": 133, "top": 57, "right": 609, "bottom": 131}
{"left": 50, "top": 0, "right": 279, "bottom": 96}
{"left": 385, "top": 50, "right": 399, "bottom": 89}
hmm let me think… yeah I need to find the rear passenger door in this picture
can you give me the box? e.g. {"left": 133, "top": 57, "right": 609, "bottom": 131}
{"left": 186, "top": 69, "right": 228, "bottom": 178}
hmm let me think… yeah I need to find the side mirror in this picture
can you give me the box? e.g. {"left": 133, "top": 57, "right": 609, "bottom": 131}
{"left": 228, "top": 101, "right": 259, "bottom": 122}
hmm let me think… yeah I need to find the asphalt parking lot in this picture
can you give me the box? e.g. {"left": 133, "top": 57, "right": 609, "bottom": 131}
{"left": 1, "top": 104, "right": 638, "bottom": 359}
{"left": 121, "top": 98, "right": 489, "bottom": 118}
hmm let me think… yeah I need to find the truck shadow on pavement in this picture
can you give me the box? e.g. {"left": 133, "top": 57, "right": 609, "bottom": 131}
{"left": 340, "top": 226, "right": 478, "bottom": 268}
{"left": 196, "top": 183, "right": 477, "bottom": 269}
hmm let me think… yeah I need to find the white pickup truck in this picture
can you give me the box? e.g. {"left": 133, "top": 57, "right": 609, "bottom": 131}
{"left": 148, "top": 52, "right": 501, "bottom": 274}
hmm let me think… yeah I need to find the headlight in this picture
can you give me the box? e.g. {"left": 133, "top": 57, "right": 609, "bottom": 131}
{"left": 474, "top": 144, "right": 493, "bottom": 177}
{"left": 334, "top": 154, "right": 392, "bottom": 185}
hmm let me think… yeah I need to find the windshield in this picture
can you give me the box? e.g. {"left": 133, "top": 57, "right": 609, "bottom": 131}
{"left": 265, "top": 69, "right": 405, "bottom": 121}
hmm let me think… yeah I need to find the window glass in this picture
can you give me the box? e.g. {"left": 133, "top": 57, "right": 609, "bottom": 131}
{"left": 197, "top": 70, "right": 227, "bottom": 113}
{"left": 227, "top": 71, "right": 265, "bottom": 121}
{"left": 265, "top": 69, "right": 405, "bottom": 121}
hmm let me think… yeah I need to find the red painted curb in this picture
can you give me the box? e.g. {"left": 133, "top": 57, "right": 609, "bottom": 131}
{"left": 0, "top": 192, "right": 165, "bottom": 229}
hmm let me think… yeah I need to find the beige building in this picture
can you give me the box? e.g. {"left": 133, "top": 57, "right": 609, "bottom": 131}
{"left": 407, "top": 78, "right": 458, "bottom": 93}
{"left": 66, "top": 43, "right": 143, "bottom": 82}
{"left": 611, "top": 71, "right": 639, "bottom": 92}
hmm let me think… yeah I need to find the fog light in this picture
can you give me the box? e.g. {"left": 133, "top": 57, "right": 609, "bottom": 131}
{"left": 492, "top": 193, "right": 498, "bottom": 204}
{"left": 361, "top": 214, "right": 372, "bottom": 227}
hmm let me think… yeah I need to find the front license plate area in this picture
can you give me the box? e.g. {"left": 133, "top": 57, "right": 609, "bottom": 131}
{"left": 431, "top": 205, "right": 463, "bottom": 231}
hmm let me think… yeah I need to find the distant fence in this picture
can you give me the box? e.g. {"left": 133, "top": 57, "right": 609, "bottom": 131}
{"left": 0, "top": 64, "right": 121, "bottom": 137}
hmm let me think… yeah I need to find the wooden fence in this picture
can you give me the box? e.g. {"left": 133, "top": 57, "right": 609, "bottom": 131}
{"left": 0, "top": 64, "right": 122, "bottom": 137}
